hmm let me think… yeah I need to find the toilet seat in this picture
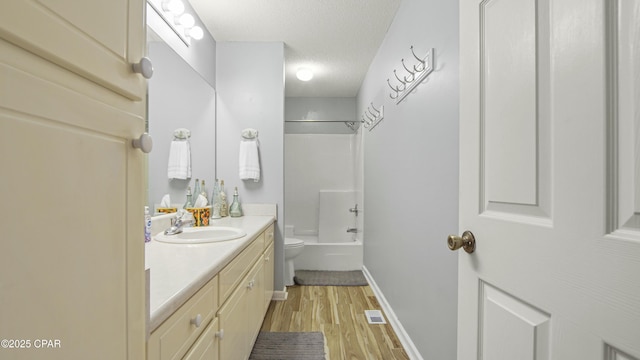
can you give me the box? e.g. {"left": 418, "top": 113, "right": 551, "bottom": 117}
{"left": 285, "top": 237, "right": 304, "bottom": 247}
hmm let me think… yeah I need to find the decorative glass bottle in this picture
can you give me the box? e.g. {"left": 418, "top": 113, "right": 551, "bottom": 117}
{"left": 211, "top": 179, "right": 221, "bottom": 219}
{"left": 183, "top": 186, "right": 192, "bottom": 209}
{"left": 200, "top": 179, "right": 207, "bottom": 199}
{"left": 229, "top": 187, "right": 243, "bottom": 217}
{"left": 192, "top": 178, "right": 200, "bottom": 204}
{"left": 218, "top": 180, "right": 228, "bottom": 217}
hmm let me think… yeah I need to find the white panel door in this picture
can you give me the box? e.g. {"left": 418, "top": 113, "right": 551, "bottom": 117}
{"left": 0, "top": 0, "right": 145, "bottom": 100}
{"left": 0, "top": 0, "right": 146, "bottom": 359}
{"left": 458, "top": 0, "right": 640, "bottom": 358}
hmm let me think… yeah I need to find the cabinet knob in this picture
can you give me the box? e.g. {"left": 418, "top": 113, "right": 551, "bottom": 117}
{"left": 247, "top": 280, "right": 255, "bottom": 290}
{"left": 216, "top": 329, "right": 224, "bottom": 340}
{"left": 190, "top": 314, "right": 203, "bottom": 328}
{"left": 265, "top": 256, "right": 270, "bottom": 262}
{"left": 132, "top": 133, "right": 153, "bottom": 153}
{"left": 132, "top": 57, "right": 154, "bottom": 79}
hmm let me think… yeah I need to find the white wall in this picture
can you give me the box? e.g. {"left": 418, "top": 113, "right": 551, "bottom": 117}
{"left": 216, "top": 42, "right": 285, "bottom": 290}
{"left": 147, "top": 42, "right": 216, "bottom": 210}
{"left": 357, "top": 0, "right": 459, "bottom": 358}
{"left": 285, "top": 97, "right": 356, "bottom": 134}
{"left": 285, "top": 134, "right": 355, "bottom": 236}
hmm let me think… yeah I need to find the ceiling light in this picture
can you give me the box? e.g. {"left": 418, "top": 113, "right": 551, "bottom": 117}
{"left": 296, "top": 68, "right": 314, "bottom": 81}
{"left": 188, "top": 26, "right": 204, "bottom": 40}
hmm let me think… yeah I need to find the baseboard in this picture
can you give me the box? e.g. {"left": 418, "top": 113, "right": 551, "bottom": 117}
{"left": 271, "top": 288, "right": 288, "bottom": 301}
{"left": 362, "top": 266, "right": 423, "bottom": 360}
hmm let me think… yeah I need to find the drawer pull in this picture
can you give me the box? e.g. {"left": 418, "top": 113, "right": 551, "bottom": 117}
{"left": 191, "top": 314, "right": 203, "bottom": 328}
{"left": 247, "top": 280, "right": 255, "bottom": 290}
{"left": 216, "top": 329, "right": 224, "bottom": 340}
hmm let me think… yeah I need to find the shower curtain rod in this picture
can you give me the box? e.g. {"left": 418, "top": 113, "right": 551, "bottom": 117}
{"left": 285, "top": 119, "right": 356, "bottom": 123}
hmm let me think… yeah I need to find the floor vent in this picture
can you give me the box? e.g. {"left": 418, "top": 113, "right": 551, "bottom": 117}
{"left": 365, "top": 310, "right": 387, "bottom": 324}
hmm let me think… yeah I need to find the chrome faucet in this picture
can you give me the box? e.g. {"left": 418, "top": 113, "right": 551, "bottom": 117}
{"left": 164, "top": 210, "right": 193, "bottom": 235}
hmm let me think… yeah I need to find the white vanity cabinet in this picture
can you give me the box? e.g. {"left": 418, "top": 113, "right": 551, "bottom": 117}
{"left": 147, "top": 221, "right": 275, "bottom": 360}
{"left": 218, "top": 223, "right": 274, "bottom": 360}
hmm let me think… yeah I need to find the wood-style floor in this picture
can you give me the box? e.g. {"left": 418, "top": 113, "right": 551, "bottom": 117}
{"left": 261, "top": 285, "right": 410, "bottom": 360}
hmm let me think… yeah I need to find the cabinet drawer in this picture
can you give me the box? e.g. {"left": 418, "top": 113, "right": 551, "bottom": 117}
{"left": 264, "top": 223, "right": 275, "bottom": 248}
{"left": 182, "top": 317, "right": 219, "bottom": 360}
{"left": 219, "top": 234, "right": 264, "bottom": 303}
{"left": 148, "top": 277, "right": 217, "bottom": 360}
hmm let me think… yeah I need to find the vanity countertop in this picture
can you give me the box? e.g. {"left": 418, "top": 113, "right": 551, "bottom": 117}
{"left": 145, "top": 215, "right": 275, "bottom": 332}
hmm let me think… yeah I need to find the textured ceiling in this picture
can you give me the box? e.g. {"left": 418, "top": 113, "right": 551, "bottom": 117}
{"left": 189, "top": 0, "right": 401, "bottom": 97}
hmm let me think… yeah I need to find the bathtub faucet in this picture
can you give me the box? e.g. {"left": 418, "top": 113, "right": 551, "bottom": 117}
{"left": 346, "top": 227, "right": 358, "bottom": 233}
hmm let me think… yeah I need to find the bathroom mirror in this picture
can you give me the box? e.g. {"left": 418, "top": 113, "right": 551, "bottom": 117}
{"left": 146, "top": 28, "right": 216, "bottom": 212}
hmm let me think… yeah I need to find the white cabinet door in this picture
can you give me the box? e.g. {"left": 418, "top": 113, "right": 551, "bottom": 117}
{"left": 458, "top": 0, "right": 640, "bottom": 358}
{"left": 217, "top": 283, "right": 249, "bottom": 360}
{"left": 263, "top": 242, "right": 275, "bottom": 312}
{"left": 0, "top": 1, "right": 146, "bottom": 359}
{"left": 0, "top": 0, "right": 145, "bottom": 100}
{"left": 247, "top": 256, "right": 265, "bottom": 345}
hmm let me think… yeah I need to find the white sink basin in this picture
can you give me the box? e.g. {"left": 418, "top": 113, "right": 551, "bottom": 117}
{"left": 154, "top": 226, "right": 247, "bottom": 244}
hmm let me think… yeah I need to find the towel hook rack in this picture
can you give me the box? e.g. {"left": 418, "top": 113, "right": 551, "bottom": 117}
{"left": 388, "top": 46, "right": 435, "bottom": 104}
{"left": 387, "top": 79, "right": 400, "bottom": 100}
{"left": 410, "top": 45, "right": 427, "bottom": 72}
{"left": 360, "top": 103, "right": 384, "bottom": 132}
{"left": 401, "top": 59, "right": 416, "bottom": 82}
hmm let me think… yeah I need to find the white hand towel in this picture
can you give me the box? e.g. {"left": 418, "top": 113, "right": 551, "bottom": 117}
{"left": 239, "top": 139, "right": 260, "bottom": 182}
{"left": 167, "top": 140, "right": 191, "bottom": 180}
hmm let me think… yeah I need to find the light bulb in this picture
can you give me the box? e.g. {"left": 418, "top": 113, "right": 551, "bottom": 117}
{"left": 296, "top": 68, "right": 314, "bottom": 81}
{"left": 162, "top": 0, "right": 184, "bottom": 16}
{"left": 189, "top": 26, "right": 204, "bottom": 40}
{"left": 177, "top": 13, "right": 195, "bottom": 28}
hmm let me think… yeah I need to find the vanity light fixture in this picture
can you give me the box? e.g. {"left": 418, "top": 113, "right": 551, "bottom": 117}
{"left": 162, "top": 0, "right": 184, "bottom": 16}
{"left": 176, "top": 13, "right": 195, "bottom": 28}
{"left": 296, "top": 68, "right": 314, "bottom": 81}
{"left": 188, "top": 26, "right": 204, "bottom": 40}
{"left": 154, "top": 0, "right": 204, "bottom": 45}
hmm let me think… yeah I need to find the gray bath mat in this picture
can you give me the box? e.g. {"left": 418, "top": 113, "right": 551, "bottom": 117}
{"left": 249, "top": 331, "right": 326, "bottom": 360}
{"left": 294, "top": 270, "right": 368, "bottom": 286}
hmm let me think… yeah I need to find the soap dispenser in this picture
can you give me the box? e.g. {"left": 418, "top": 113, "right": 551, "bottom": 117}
{"left": 229, "top": 187, "right": 243, "bottom": 217}
{"left": 144, "top": 206, "right": 152, "bottom": 243}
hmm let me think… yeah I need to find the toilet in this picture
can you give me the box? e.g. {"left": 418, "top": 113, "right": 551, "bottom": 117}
{"left": 284, "top": 237, "right": 305, "bottom": 286}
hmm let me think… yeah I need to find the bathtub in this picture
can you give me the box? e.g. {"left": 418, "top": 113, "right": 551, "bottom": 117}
{"left": 293, "top": 235, "right": 363, "bottom": 271}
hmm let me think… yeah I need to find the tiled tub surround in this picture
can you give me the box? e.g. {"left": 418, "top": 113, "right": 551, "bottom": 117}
{"left": 146, "top": 212, "right": 275, "bottom": 332}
